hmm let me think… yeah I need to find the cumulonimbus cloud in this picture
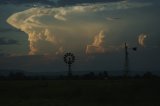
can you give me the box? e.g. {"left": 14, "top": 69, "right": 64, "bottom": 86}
{"left": 138, "top": 33, "right": 147, "bottom": 47}
{"left": 86, "top": 30, "right": 106, "bottom": 54}
{"left": 7, "top": 1, "right": 152, "bottom": 55}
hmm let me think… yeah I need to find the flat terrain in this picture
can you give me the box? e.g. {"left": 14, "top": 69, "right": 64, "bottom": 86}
{"left": 0, "top": 79, "right": 160, "bottom": 106}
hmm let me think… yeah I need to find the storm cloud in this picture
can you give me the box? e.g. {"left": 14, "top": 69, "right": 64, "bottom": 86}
{"left": 7, "top": 1, "right": 152, "bottom": 55}
{"left": 0, "top": 0, "right": 159, "bottom": 73}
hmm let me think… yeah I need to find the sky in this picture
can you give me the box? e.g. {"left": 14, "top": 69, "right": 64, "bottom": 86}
{"left": 0, "top": 0, "right": 160, "bottom": 75}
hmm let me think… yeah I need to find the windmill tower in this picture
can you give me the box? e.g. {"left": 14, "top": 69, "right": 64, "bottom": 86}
{"left": 124, "top": 43, "right": 129, "bottom": 77}
{"left": 64, "top": 53, "right": 75, "bottom": 77}
{"left": 124, "top": 42, "right": 137, "bottom": 77}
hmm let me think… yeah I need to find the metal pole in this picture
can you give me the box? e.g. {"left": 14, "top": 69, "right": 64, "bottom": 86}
{"left": 68, "top": 64, "right": 72, "bottom": 77}
{"left": 124, "top": 42, "right": 129, "bottom": 77}
{"left": 68, "top": 57, "right": 72, "bottom": 77}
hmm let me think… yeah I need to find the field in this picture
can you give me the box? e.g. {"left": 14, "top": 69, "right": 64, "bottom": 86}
{"left": 0, "top": 79, "right": 160, "bottom": 106}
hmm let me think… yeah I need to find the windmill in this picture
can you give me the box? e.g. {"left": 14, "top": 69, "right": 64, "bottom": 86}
{"left": 64, "top": 52, "right": 75, "bottom": 77}
{"left": 124, "top": 42, "right": 137, "bottom": 77}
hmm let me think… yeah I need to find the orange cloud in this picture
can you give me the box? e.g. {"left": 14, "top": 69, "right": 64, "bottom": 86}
{"left": 86, "top": 30, "right": 106, "bottom": 54}
{"left": 138, "top": 33, "right": 147, "bottom": 47}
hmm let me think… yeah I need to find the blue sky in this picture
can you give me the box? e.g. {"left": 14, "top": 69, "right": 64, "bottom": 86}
{"left": 0, "top": 0, "right": 160, "bottom": 75}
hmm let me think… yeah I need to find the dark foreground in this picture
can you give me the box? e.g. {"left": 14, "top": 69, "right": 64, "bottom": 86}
{"left": 0, "top": 79, "right": 160, "bottom": 106}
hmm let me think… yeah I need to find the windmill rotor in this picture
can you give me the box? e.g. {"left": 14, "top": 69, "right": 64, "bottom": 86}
{"left": 64, "top": 52, "right": 75, "bottom": 64}
{"left": 63, "top": 52, "right": 75, "bottom": 77}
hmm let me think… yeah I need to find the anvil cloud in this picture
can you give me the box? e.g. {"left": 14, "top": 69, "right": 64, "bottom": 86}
{"left": 7, "top": 1, "right": 152, "bottom": 55}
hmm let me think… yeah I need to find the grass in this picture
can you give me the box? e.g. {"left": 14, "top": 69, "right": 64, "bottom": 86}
{"left": 0, "top": 79, "right": 160, "bottom": 106}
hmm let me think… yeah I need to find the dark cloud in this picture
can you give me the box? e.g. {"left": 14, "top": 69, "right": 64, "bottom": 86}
{"left": 58, "top": 0, "right": 123, "bottom": 6}
{"left": 0, "top": 37, "right": 19, "bottom": 45}
{"left": 0, "top": 0, "right": 55, "bottom": 5}
{"left": 0, "top": 0, "right": 124, "bottom": 6}
{"left": 0, "top": 52, "right": 10, "bottom": 57}
{"left": 0, "top": 28, "right": 20, "bottom": 33}
{"left": 106, "top": 17, "right": 121, "bottom": 21}
{"left": 0, "top": 55, "right": 63, "bottom": 72}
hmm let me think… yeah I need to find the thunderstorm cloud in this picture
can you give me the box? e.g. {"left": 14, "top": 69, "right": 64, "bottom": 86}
{"left": 7, "top": 1, "right": 152, "bottom": 55}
